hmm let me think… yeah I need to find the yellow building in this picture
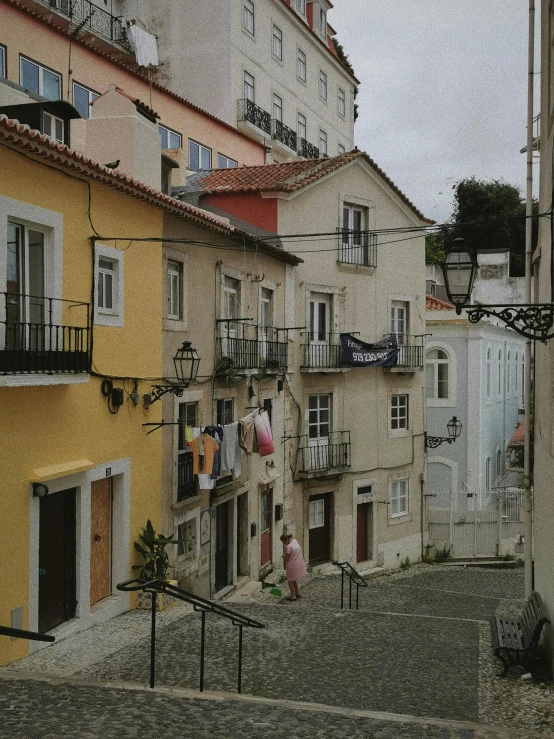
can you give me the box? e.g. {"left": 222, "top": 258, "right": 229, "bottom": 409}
{"left": 0, "top": 110, "right": 242, "bottom": 665}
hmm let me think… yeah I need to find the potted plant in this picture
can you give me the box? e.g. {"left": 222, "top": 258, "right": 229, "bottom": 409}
{"left": 133, "top": 519, "right": 178, "bottom": 611}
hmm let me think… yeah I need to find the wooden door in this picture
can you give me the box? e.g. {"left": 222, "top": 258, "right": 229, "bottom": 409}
{"left": 357, "top": 503, "right": 370, "bottom": 563}
{"left": 39, "top": 488, "right": 76, "bottom": 633}
{"left": 308, "top": 493, "right": 331, "bottom": 565}
{"left": 215, "top": 501, "right": 229, "bottom": 592}
{"left": 260, "top": 486, "right": 273, "bottom": 568}
{"left": 90, "top": 479, "right": 112, "bottom": 606}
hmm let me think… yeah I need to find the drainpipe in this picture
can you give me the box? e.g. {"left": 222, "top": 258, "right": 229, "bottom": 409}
{"left": 523, "top": 0, "right": 534, "bottom": 599}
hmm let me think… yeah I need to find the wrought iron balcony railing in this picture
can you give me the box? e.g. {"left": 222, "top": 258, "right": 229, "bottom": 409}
{"left": 1, "top": 292, "right": 90, "bottom": 374}
{"left": 297, "top": 431, "right": 351, "bottom": 474}
{"left": 217, "top": 321, "right": 288, "bottom": 371}
{"left": 387, "top": 334, "right": 424, "bottom": 369}
{"left": 297, "top": 137, "right": 319, "bottom": 159}
{"left": 40, "top": 0, "right": 131, "bottom": 51}
{"left": 338, "top": 229, "right": 377, "bottom": 267}
{"left": 272, "top": 119, "right": 297, "bottom": 151}
{"left": 237, "top": 99, "right": 272, "bottom": 136}
{"left": 177, "top": 451, "right": 196, "bottom": 501}
{"left": 301, "top": 333, "right": 342, "bottom": 369}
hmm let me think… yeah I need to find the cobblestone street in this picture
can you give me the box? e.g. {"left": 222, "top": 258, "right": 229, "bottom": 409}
{"left": 1, "top": 565, "right": 553, "bottom": 738}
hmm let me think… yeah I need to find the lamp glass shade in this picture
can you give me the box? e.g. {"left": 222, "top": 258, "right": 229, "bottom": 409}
{"left": 174, "top": 342, "right": 200, "bottom": 385}
{"left": 447, "top": 416, "right": 462, "bottom": 440}
{"left": 442, "top": 239, "right": 478, "bottom": 309}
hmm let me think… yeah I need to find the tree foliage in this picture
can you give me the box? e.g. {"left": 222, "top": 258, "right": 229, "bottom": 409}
{"left": 425, "top": 232, "right": 446, "bottom": 265}
{"left": 331, "top": 38, "right": 359, "bottom": 122}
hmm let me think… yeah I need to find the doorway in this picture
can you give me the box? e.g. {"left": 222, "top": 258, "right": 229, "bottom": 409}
{"left": 308, "top": 492, "right": 331, "bottom": 565}
{"left": 90, "top": 478, "right": 112, "bottom": 606}
{"left": 215, "top": 501, "right": 230, "bottom": 592}
{"left": 236, "top": 493, "right": 249, "bottom": 577}
{"left": 356, "top": 502, "right": 373, "bottom": 563}
{"left": 260, "top": 485, "right": 273, "bottom": 570}
{"left": 38, "top": 488, "right": 76, "bottom": 633}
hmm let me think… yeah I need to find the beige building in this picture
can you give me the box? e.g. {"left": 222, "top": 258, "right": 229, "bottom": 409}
{"left": 532, "top": 0, "right": 554, "bottom": 674}
{"left": 179, "top": 151, "right": 432, "bottom": 570}
{"left": 116, "top": 0, "right": 358, "bottom": 162}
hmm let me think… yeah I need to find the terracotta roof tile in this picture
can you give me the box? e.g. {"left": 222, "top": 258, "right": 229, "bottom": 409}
{"left": 507, "top": 417, "right": 531, "bottom": 448}
{"left": 196, "top": 150, "right": 432, "bottom": 223}
{"left": 426, "top": 294, "right": 455, "bottom": 310}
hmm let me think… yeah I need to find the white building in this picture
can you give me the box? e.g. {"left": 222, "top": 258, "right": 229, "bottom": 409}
{"left": 118, "top": 0, "right": 358, "bottom": 162}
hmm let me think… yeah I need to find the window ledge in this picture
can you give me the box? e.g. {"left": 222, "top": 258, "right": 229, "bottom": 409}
{"left": 337, "top": 262, "right": 375, "bottom": 275}
{"left": 0, "top": 374, "right": 89, "bottom": 387}
{"left": 171, "top": 495, "right": 201, "bottom": 513}
{"left": 388, "top": 513, "right": 412, "bottom": 526}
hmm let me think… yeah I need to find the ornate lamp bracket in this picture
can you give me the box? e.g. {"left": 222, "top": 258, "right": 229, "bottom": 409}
{"left": 464, "top": 304, "right": 554, "bottom": 343}
{"left": 424, "top": 434, "right": 455, "bottom": 449}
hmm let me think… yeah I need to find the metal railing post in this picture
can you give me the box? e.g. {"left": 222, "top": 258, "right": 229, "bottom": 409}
{"left": 340, "top": 569, "right": 344, "bottom": 610}
{"left": 238, "top": 625, "right": 243, "bottom": 694}
{"left": 200, "top": 610, "right": 206, "bottom": 692}
{"left": 150, "top": 589, "right": 157, "bottom": 689}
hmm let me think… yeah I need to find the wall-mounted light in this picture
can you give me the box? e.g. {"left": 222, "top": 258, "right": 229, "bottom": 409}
{"left": 425, "top": 416, "right": 463, "bottom": 449}
{"left": 148, "top": 342, "right": 201, "bottom": 405}
{"left": 32, "top": 483, "right": 49, "bottom": 498}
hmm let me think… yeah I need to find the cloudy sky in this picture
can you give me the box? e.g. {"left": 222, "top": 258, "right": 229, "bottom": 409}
{"left": 332, "top": 1, "right": 535, "bottom": 223}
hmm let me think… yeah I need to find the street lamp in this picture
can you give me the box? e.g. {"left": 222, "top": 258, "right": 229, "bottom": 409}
{"left": 425, "top": 416, "right": 462, "bottom": 449}
{"left": 148, "top": 342, "right": 200, "bottom": 405}
{"left": 441, "top": 238, "right": 554, "bottom": 343}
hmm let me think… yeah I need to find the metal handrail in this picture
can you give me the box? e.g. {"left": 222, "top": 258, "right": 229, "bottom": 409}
{"left": 332, "top": 560, "right": 367, "bottom": 610}
{"left": 0, "top": 625, "right": 55, "bottom": 643}
{"left": 117, "top": 578, "right": 264, "bottom": 692}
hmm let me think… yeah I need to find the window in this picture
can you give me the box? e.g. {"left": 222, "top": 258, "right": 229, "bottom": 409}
{"left": 7, "top": 223, "right": 46, "bottom": 338}
{"left": 497, "top": 349, "right": 502, "bottom": 396}
{"left": 224, "top": 276, "right": 241, "bottom": 321}
{"left": 390, "top": 301, "right": 408, "bottom": 343}
{"left": 178, "top": 402, "right": 197, "bottom": 449}
{"left": 243, "top": 0, "right": 254, "bottom": 34}
{"left": 341, "top": 204, "right": 370, "bottom": 265}
{"left": 496, "top": 449, "right": 502, "bottom": 478}
{"left": 297, "top": 49, "right": 306, "bottom": 82}
{"left": 515, "top": 352, "right": 519, "bottom": 396}
{"left": 296, "top": 0, "right": 306, "bottom": 16}
{"left": 273, "top": 94, "right": 282, "bottom": 122}
{"left": 485, "top": 457, "right": 491, "bottom": 491}
{"left": 0, "top": 45, "right": 6, "bottom": 79}
{"left": 216, "top": 398, "right": 234, "bottom": 426}
{"left": 217, "top": 153, "right": 238, "bottom": 168}
{"left": 319, "top": 70, "right": 328, "bottom": 100}
{"left": 426, "top": 349, "right": 449, "bottom": 400}
{"left": 428, "top": 281, "right": 436, "bottom": 297}
{"left": 297, "top": 113, "right": 307, "bottom": 141}
{"left": 189, "top": 140, "right": 212, "bottom": 170}
{"left": 338, "top": 144, "right": 345, "bottom": 155}
{"left": 272, "top": 24, "right": 283, "bottom": 61}
{"left": 260, "top": 287, "right": 273, "bottom": 330}
{"left": 319, "top": 129, "right": 327, "bottom": 156}
{"left": 486, "top": 347, "right": 492, "bottom": 398}
{"left": 72, "top": 82, "right": 99, "bottom": 119}
{"left": 506, "top": 351, "right": 511, "bottom": 394}
{"left": 159, "top": 125, "right": 182, "bottom": 150}
{"left": 244, "top": 71, "right": 255, "bottom": 101}
{"left": 390, "top": 394, "right": 408, "bottom": 431}
{"left": 319, "top": 7, "right": 327, "bottom": 37}
{"left": 167, "top": 260, "right": 183, "bottom": 320}
{"left": 390, "top": 479, "right": 408, "bottom": 517}
{"left": 177, "top": 403, "right": 197, "bottom": 502}
{"left": 95, "top": 244, "right": 123, "bottom": 326}
{"left": 309, "top": 498, "right": 325, "bottom": 528}
{"left": 309, "top": 293, "right": 330, "bottom": 342}
{"left": 357, "top": 485, "right": 373, "bottom": 496}
{"left": 262, "top": 397, "right": 273, "bottom": 425}
{"left": 20, "top": 56, "right": 60, "bottom": 100}
{"left": 338, "top": 88, "right": 346, "bottom": 117}
{"left": 42, "top": 112, "right": 64, "bottom": 144}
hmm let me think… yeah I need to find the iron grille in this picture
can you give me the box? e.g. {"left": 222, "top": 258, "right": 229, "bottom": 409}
{"left": 237, "top": 99, "right": 272, "bottom": 135}
{"left": 272, "top": 119, "right": 297, "bottom": 151}
{"left": 297, "top": 137, "right": 319, "bottom": 159}
{"left": 388, "top": 334, "right": 424, "bottom": 369}
{"left": 41, "top": 0, "right": 131, "bottom": 50}
{"left": 297, "top": 431, "right": 351, "bottom": 473}
{"left": 217, "top": 322, "right": 288, "bottom": 370}
{"left": 338, "top": 230, "right": 377, "bottom": 267}
{"left": 301, "top": 334, "right": 342, "bottom": 369}
{"left": 177, "top": 451, "right": 196, "bottom": 501}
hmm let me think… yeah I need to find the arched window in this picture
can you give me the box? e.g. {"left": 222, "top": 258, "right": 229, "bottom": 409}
{"left": 496, "top": 449, "right": 502, "bottom": 478}
{"left": 486, "top": 348, "right": 491, "bottom": 398}
{"left": 506, "top": 351, "right": 511, "bottom": 394}
{"left": 486, "top": 457, "right": 491, "bottom": 491}
{"left": 497, "top": 349, "right": 502, "bottom": 396}
{"left": 426, "top": 348, "right": 449, "bottom": 400}
{"left": 515, "top": 352, "right": 519, "bottom": 395}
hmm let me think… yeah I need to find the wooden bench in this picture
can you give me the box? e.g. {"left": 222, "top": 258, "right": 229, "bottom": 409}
{"left": 491, "top": 591, "right": 551, "bottom": 677}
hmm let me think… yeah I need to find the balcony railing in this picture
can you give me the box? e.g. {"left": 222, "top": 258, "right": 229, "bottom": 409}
{"left": 40, "top": 0, "right": 131, "bottom": 50}
{"left": 297, "top": 137, "right": 319, "bottom": 159}
{"left": 1, "top": 292, "right": 90, "bottom": 374}
{"left": 338, "top": 230, "right": 377, "bottom": 267}
{"left": 388, "top": 334, "right": 424, "bottom": 370}
{"left": 217, "top": 321, "right": 288, "bottom": 371}
{"left": 237, "top": 99, "right": 272, "bottom": 136}
{"left": 298, "top": 431, "right": 351, "bottom": 474}
{"left": 177, "top": 451, "right": 196, "bottom": 501}
{"left": 301, "top": 333, "right": 342, "bottom": 370}
{"left": 272, "top": 119, "right": 297, "bottom": 151}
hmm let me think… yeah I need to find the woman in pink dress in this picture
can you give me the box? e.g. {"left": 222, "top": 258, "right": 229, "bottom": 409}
{"left": 280, "top": 533, "right": 307, "bottom": 601}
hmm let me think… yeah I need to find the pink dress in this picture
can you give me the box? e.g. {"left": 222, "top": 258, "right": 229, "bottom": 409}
{"left": 284, "top": 539, "right": 307, "bottom": 581}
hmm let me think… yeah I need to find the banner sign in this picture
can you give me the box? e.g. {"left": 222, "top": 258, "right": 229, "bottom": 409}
{"left": 340, "top": 333, "right": 398, "bottom": 367}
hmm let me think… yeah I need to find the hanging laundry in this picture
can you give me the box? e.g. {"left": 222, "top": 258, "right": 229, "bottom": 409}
{"left": 190, "top": 433, "right": 219, "bottom": 476}
{"left": 211, "top": 430, "right": 222, "bottom": 480}
{"left": 185, "top": 426, "right": 194, "bottom": 444}
{"left": 239, "top": 416, "right": 255, "bottom": 454}
{"left": 126, "top": 23, "right": 159, "bottom": 67}
{"left": 254, "top": 410, "right": 275, "bottom": 457}
{"left": 220, "top": 422, "right": 242, "bottom": 479}
{"left": 191, "top": 428, "right": 215, "bottom": 490}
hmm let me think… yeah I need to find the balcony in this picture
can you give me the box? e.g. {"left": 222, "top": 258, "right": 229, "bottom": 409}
{"left": 31, "top": 0, "right": 132, "bottom": 53}
{"left": 217, "top": 321, "right": 288, "bottom": 372}
{"left": 272, "top": 119, "right": 297, "bottom": 152}
{"left": 300, "top": 334, "right": 343, "bottom": 371}
{"left": 177, "top": 451, "right": 196, "bottom": 502}
{"left": 338, "top": 230, "right": 377, "bottom": 268}
{"left": 297, "top": 431, "right": 351, "bottom": 477}
{"left": 237, "top": 99, "right": 272, "bottom": 137}
{"left": 297, "top": 137, "right": 320, "bottom": 159}
{"left": 0, "top": 292, "right": 90, "bottom": 375}
{"left": 386, "top": 334, "right": 424, "bottom": 372}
